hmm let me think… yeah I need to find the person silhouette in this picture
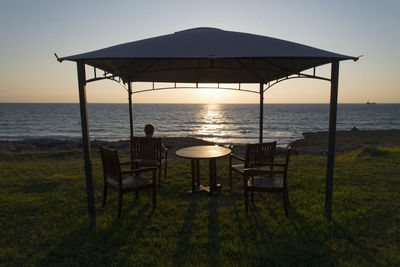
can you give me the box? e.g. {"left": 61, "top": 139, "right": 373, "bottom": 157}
{"left": 144, "top": 123, "right": 155, "bottom": 138}
{"left": 140, "top": 123, "right": 168, "bottom": 183}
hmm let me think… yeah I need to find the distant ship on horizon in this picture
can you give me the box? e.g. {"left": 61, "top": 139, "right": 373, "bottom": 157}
{"left": 366, "top": 101, "right": 376, "bottom": 104}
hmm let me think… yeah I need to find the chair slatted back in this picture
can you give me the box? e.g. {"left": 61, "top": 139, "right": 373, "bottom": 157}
{"left": 100, "top": 146, "right": 122, "bottom": 186}
{"left": 244, "top": 141, "right": 277, "bottom": 168}
{"left": 131, "top": 137, "right": 162, "bottom": 161}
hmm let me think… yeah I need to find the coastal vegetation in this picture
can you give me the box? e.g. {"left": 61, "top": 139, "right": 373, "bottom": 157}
{"left": 0, "top": 145, "right": 399, "bottom": 266}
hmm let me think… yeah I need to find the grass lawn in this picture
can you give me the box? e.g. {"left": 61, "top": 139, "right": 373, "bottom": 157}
{"left": 0, "top": 146, "right": 399, "bottom": 266}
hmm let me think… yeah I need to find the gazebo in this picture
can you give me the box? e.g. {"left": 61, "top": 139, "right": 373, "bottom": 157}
{"left": 58, "top": 27, "right": 358, "bottom": 228}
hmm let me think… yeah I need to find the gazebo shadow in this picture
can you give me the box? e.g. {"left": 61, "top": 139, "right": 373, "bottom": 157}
{"left": 231, "top": 201, "right": 340, "bottom": 265}
{"left": 36, "top": 198, "right": 154, "bottom": 266}
{"left": 36, "top": 173, "right": 346, "bottom": 265}
{"left": 172, "top": 195, "right": 222, "bottom": 266}
{"left": 205, "top": 197, "right": 221, "bottom": 266}
{"left": 172, "top": 200, "right": 198, "bottom": 265}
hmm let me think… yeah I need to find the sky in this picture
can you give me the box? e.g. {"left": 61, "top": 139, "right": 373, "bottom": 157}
{"left": 0, "top": 0, "right": 399, "bottom": 104}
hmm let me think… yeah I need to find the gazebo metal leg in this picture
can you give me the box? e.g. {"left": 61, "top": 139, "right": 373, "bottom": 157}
{"left": 77, "top": 61, "right": 96, "bottom": 229}
{"left": 259, "top": 83, "right": 264, "bottom": 143}
{"left": 128, "top": 82, "right": 134, "bottom": 168}
{"left": 325, "top": 61, "right": 339, "bottom": 219}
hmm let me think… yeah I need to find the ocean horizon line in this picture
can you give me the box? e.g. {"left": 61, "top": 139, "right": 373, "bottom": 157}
{"left": 1, "top": 102, "right": 399, "bottom": 105}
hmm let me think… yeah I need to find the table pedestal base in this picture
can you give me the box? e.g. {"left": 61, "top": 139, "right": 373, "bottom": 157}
{"left": 187, "top": 184, "right": 222, "bottom": 195}
{"left": 189, "top": 159, "right": 222, "bottom": 195}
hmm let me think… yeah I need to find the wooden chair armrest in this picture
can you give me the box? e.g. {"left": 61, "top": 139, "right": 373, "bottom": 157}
{"left": 121, "top": 167, "right": 158, "bottom": 175}
{"left": 243, "top": 168, "right": 284, "bottom": 176}
{"left": 270, "top": 170, "right": 284, "bottom": 175}
{"left": 243, "top": 168, "right": 269, "bottom": 175}
{"left": 120, "top": 159, "right": 140, "bottom": 165}
{"left": 230, "top": 153, "right": 244, "bottom": 161}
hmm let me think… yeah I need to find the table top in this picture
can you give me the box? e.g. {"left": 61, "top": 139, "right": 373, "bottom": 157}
{"left": 175, "top": 145, "right": 231, "bottom": 159}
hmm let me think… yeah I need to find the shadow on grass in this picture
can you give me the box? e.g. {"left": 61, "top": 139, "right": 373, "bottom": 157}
{"left": 172, "top": 200, "right": 198, "bottom": 265}
{"left": 36, "top": 188, "right": 353, "bottom": 266}
{"left": 231, "top": 198, "right": 340, "bottom": 266}
{"left": 206, "top": 197, "right": 221, "bottom": 266}
{"left": 35, "top": 168, "right": 354, "bottom": 266}
{"left": 171, "top": 195, "right": 222, "bottom": 266}
{"left": 37, "top": 199, "right": 154, "bottom": 266}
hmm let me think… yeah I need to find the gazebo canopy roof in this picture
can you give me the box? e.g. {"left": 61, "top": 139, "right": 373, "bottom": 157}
{"left": 60, "top": 27, "right": 357, "bottom": 83}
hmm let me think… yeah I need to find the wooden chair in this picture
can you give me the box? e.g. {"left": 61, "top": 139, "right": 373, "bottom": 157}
{"left": 100, "top": 146, "right": 157, "bottom": 218}
{"left": 244, "top": 146, "right": 291, "bottom": 216}
{"left": 130, "top": 136, "right": 168, "bottom": 184}
{"left": 229, "top": 141, "right": 277, "bottom": 189}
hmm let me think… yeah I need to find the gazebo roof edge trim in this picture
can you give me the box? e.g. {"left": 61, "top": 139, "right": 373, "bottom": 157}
{"left": 62, "top": 56, "right": 357, "bottom": 61}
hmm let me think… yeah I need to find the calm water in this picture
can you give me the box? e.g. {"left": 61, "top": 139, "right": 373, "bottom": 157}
{"left": 0, "top": 103, "right": 399, "bottom": 145}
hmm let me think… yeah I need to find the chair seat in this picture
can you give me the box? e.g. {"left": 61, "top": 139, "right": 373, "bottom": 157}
{"left": 135, "top": 158, "right": 168, "bottom": 167}
{"left": 106, "top": 175, "right": 152, "bottom": 190}
{"left": 232, "top": 164, "right": 271, "bottom": 174}
{"left": 138, "top": 159, "right": 160, "bottom": 166}
{"left": 248, "top": 176, "right": 283, "bottom": 189}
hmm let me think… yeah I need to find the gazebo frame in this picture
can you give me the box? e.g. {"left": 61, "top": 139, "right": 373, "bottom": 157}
{"left": 60, "top": 28, "right": 357, "bottom": 229}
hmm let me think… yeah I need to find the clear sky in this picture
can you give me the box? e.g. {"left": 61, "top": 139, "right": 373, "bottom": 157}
{"left": 0, "top": 0, "right": 399, "bottom": 104}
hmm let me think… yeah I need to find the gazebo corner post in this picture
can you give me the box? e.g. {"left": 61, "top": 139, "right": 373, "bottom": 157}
{"left": 259, "top": 83, "right": 264, "bottom": 143}
{"left": 325, "top": 60, "right": 340, "bottom": 219}
{"left": 128, "top": 82, "right": 134, "bottom": 168}
{"left": 77, "top": 61, "right": 96, "bottom": 229}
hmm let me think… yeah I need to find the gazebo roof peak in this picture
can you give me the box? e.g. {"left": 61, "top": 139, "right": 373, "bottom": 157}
{"left": 175, "top": 27, "right": 223, "bottom": 33}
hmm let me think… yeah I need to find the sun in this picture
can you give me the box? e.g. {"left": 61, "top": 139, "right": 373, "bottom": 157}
{"left": 196, "top": 84, "right": 227, "bottom": 103}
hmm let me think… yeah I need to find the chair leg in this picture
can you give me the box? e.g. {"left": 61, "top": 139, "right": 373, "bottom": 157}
{"left": 118, "top": 193, "right": 123, "bottom": 219}
{"left": 152, "top": 184, "right": 156, "bottom": 209}
{"left": 245, "top": 188, "right": 249, "bottom": 214}
{"left": 251, "top": 191, "right": 254, "bottom": 204}
{"left": 243, "top": 176, "right": 247, "bottom": 196}
{"left": 229, "top": 156, "right": 232, "bottom": 190}
{"left": 135, "top": 191, "right": 138, "bottom": 199}
{"left": 102, "top": 185, "right": 108, "bottom": 207}
{"left": 164, "top": 152, "right": 168, "bottom": 181}
{"left": 164, "top": 162, "right": 167, "bottom": 181}
{"left": 152, "top": 168, "right": 157, "bottom": 209}
{"left": 158, "top": 166, "right": 162, "bottom": 185}
{"left": 285, "top": 188, "right": 290, "bottom": 206}
{"left": 283, "top": 192, "right": 288, "bottom": 217}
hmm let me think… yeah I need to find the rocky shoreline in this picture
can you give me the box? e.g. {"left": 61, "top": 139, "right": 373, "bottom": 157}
{"left": 290, "top": 129, "right": 400, "bottom": 155}
{"left": 1, "top": 129, "right": 400, "bottom": 156}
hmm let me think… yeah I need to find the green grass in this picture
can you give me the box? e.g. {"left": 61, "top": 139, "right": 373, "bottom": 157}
{"left": 1, "top": 147, "right": 399, "bottom": 266}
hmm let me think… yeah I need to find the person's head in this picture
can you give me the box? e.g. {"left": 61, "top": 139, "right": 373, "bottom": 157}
{"left": 144, "top": 123, "right": 155, "bottom": 137}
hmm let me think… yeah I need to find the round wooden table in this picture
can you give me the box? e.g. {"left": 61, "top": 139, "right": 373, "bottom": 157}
{"left": 176, "top": 145, "right": 231, "bottom": 194}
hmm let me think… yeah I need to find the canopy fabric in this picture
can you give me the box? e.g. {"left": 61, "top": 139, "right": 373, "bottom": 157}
{"left": 60, "top": 27, "right": 357, "bottom": 84}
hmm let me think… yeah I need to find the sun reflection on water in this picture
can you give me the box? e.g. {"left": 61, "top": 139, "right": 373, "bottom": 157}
{"left": 197, "top": 104, "right": 226, "bottom": 138}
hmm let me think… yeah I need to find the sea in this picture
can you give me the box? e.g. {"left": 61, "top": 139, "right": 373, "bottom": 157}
{"left": 0, "top": 103, "right": 399, "bottom": 146}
